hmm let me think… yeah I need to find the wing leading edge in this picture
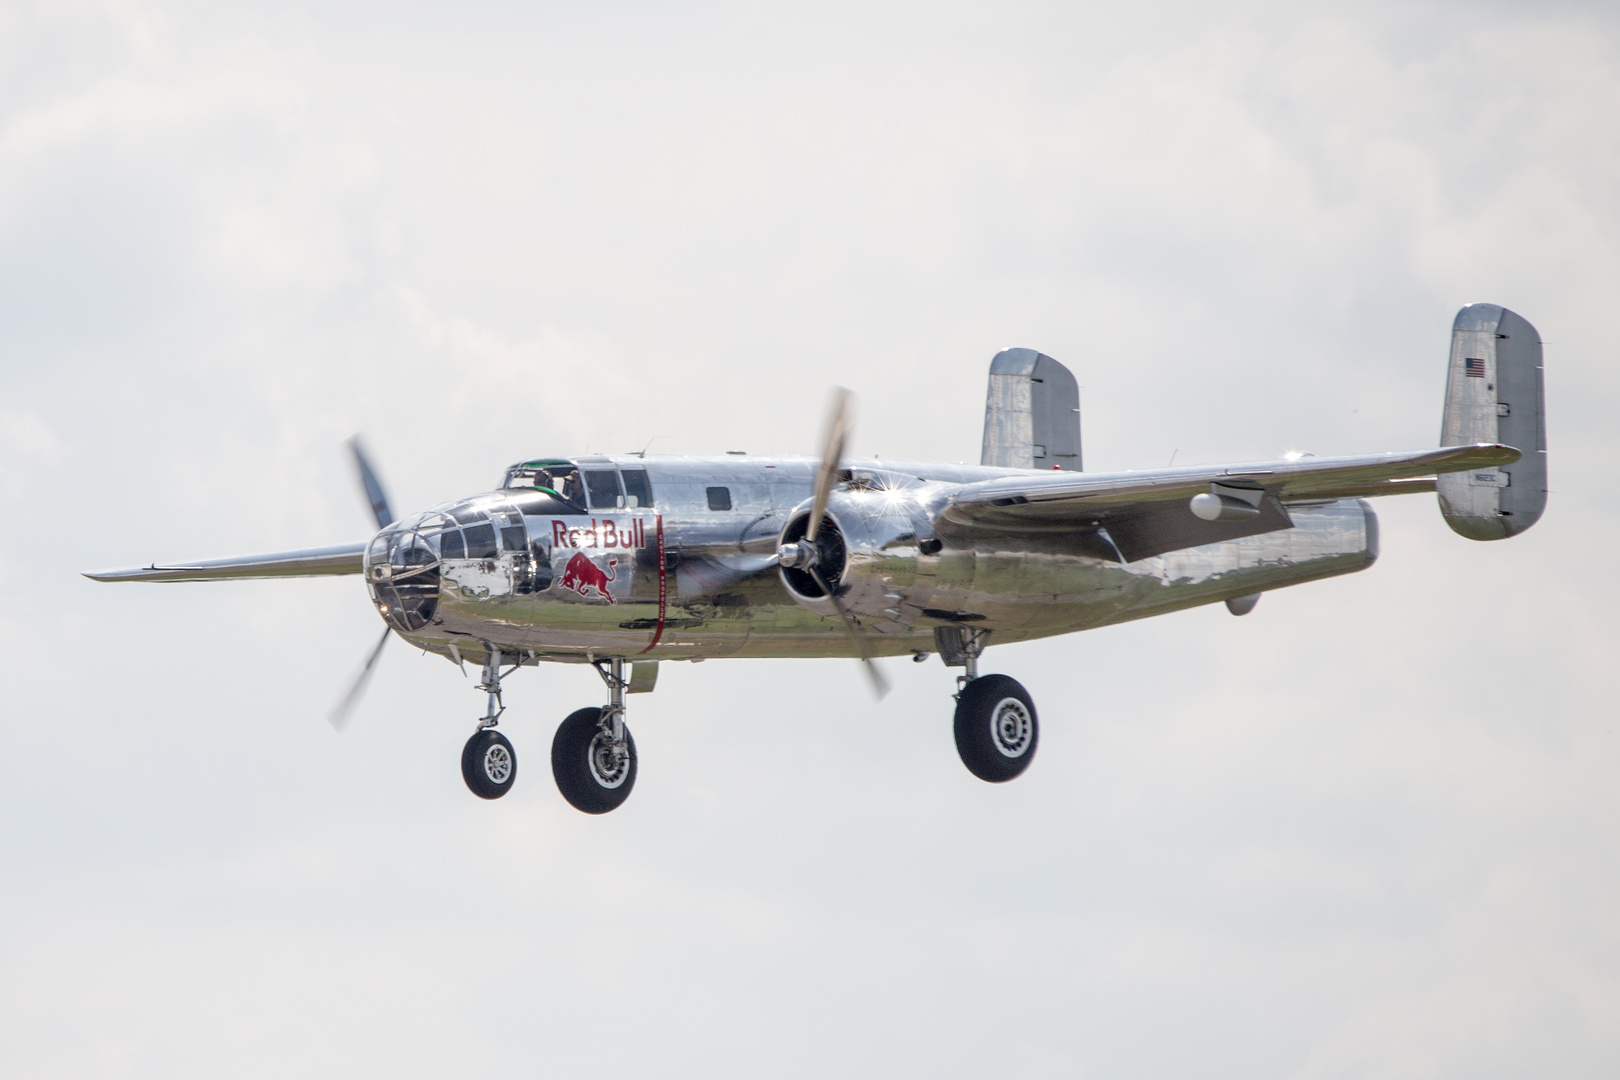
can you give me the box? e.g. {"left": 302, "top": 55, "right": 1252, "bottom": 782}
{"left": 936, "top": 444, "right": 1518, "bottom": 563}
{"left": 83, "top": 541, "right": 368, "bottom": 583}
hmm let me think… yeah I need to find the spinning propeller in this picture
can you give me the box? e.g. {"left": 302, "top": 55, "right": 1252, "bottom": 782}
{"left": 328, "top": 437, "right": 395, "bottom": 732}
{"left": 779, "top": 389, "right": 891, "bottom": 699}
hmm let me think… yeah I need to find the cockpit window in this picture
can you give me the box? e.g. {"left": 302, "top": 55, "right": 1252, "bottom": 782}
{"left": 503, "top": 462, "right": 587, "bottom": 511}
{"left": 584, "top": 470, "right": 622, "bottom": 509}
{"left": 622, "top": 468, "right": 654, "bottom": 509}
{"left": 501, "top": 464, "right": 546, "bottom": 489}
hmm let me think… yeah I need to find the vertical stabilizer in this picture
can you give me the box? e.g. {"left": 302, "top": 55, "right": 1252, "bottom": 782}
{"left": 981, "top": 348, "right": 1081, "bottom": 470}
{"left": 1437, "top": 304, "right": 1547, "bottom": 539}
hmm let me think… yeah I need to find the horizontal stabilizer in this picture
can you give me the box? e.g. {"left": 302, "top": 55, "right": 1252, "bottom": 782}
{"left": 84, "top": 541, "right": 368, "bottom": 582}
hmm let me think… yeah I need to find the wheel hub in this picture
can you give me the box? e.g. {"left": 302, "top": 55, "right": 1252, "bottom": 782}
{"left": 588, "top": 731, "right": 631, "bottom": 788}
{"left": 990, "top": 697, "right": 1033, "bottom": 758}
{"left": 483, "top": 742, "right": 513, "bottom": 784}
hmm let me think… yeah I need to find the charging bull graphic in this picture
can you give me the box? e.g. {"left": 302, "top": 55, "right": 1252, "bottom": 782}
{"left": 557, "top": 551, "right": 617, "bottom": 604}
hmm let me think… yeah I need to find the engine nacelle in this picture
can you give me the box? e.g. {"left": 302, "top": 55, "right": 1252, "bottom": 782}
{"left": 776, "top": 480, "right": 933, "bottom": 623}
{"left": 776, "top": 508, "right": 850, "bottom": 619}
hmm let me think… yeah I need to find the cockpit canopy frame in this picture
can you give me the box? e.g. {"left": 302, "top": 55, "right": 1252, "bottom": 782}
{"left": 501, "top": 459, "right": 655, "bottom": 511}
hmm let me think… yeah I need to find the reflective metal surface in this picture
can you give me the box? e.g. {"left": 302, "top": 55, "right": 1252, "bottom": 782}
{"left": 1438, "top": 303, "right": 1549, "bottom": 539}
{"left": 86, "top": 303, "right": 1543, "bottom": 687}
{"left": 83, "top": 542, "right": 367, "bottom": 582}
{"left": 335, "top": 451, "right": 1383, "bottom": 666}
{"left": 981, "top": 348, "right": 1082, "bottom": 470}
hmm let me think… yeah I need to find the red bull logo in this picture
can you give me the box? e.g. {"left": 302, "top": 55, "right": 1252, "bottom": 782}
{"left": 552, "top": 518, "right": 648, "bottom": 551}
{"left": 558, "top": 552, "right": 617, "bottom": 604}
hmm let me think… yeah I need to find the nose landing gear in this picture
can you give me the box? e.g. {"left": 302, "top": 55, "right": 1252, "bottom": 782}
{"left": 551, "top": 657, "right": 638, "bottom": 814}
{"left": 462, "top": 728, "right": 516, "bottom": 798}
{"left": 460, "top": 648, "right": 518, "bottom": 799}
{"left": 454, "top": 649, "right": 641, "bottom": 811}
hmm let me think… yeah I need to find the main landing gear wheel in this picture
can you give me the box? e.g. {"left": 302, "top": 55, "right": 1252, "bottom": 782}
{"left": 552, "top": 707, "right": 637, "bottom": 814}
{"left": 954, "top": 674, "right": 1039, "bottom": 783}
{"left": 462, "top": 729, "right": 517, "bottom": 799}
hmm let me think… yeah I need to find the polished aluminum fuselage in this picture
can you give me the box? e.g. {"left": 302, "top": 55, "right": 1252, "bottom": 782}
{"left": 368, "top": 455, "right": 1377, "bottom": 664}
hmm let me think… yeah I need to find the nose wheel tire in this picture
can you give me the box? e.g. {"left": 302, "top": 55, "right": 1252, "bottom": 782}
{"left": 462, "top": 729, "right": 517, "bottom": 799}
{"left": 953, "top": 674, "right": 1039, "bottom": 783}
{"left": 552, "top": 707, "right": 638, "bottom": 814}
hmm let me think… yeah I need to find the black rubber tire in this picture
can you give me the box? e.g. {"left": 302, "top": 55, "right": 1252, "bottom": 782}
{"left": 551, "top": 707, "right": 638, "bottom": 814}
{"left": 461, "top": 729, "right": 517, "bottom": 799}
{"left": 953, "top": 674, "right": 1039, "bottom": 783}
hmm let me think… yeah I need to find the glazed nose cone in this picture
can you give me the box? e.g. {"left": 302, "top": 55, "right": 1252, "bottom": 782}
{"left": 365, "top": 527, "right": 441, "bottom": 632}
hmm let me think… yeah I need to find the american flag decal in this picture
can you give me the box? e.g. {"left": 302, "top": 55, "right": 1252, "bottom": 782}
{"left": 1464, "top": 357, "right": 1487, "bottom": 378}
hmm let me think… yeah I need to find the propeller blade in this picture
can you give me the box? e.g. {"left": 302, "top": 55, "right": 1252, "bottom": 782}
{"left": 807, "top": 388, "right": 852, "bottom": 543}
{"left": 808, "top": 564, "right": 890, "bottom": 699}
{"left": 347, "top": 436, "right": 395, "bottom": 530}
{"left": 328, "top": 626, "right": 392, "bottom": 731}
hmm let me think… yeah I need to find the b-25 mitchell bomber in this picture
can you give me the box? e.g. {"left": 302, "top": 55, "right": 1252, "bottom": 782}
{"left": 87, "top": 304, "right": 1547, "bottom": 813}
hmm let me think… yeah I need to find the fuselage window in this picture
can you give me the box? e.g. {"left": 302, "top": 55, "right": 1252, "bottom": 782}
{"left": 440, "top": 529, "right": 466, "bottom": 559}
{"left": 501, "top": 525, "right": 527, "bottom": 552}
{"left": 706, "top": 486, "right": 732, "bottom": 511}
{"left": 584, "top": 470, "right": 622, "bottom": 510}
{"left": 464, "top": 523, "right": 498, "bottom": 559}
{"left": 622, "top": 468, "right": 654, "bottom": 509}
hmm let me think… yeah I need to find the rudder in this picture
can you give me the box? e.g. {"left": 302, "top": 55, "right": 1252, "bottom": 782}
{"left": 981, "top": 348, "right": 1081, "bottom": 470}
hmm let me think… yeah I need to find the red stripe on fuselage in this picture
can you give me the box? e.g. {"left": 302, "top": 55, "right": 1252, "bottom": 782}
{"left": 638, "top": 514, "right": 666, "bottom": 655}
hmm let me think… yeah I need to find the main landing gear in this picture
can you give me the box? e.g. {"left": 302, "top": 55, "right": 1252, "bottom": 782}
{"left": 941, "top": 628, "right": 1039, "bottom": 783}
{"left": 457, "top": 649, "right": 638, "bottom": 813}
{"left": 551, "top": 658, "right": 638, "bottom": 814}
{"left": 456, "top": 634, "right": 1039, "bottom": 802}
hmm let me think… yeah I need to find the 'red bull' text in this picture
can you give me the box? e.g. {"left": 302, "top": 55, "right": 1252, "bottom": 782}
{"left": 551, "top": 518, "right": 648, "bottom": 551}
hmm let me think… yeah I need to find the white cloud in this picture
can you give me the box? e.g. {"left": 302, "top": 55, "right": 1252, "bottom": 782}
{"left": 1, "top": 2, "right": 1617, "bottom": 1076}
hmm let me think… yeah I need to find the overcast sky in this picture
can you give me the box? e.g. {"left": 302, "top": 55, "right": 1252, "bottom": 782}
{"left": 2, "top": 1, "right": 1618, "bottom": 1076}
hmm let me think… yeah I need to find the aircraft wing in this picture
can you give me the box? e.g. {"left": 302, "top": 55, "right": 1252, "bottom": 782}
{"left": 936, "top": 443, "right": 1519, "bottom": 563}
{"left": 84, "top": 541, "right": 369, "bottom": 582}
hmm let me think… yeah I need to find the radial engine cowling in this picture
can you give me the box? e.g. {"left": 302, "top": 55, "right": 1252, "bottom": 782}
{"left": 776, "top": 484, "right": 931, "bottom": 623}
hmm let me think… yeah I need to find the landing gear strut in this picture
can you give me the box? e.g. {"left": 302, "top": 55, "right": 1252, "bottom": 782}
{"left": 461, "top": 648, "right": 519, "bottom": 799}
{"left": 551, "top": 657, "right": 639, "bottom": 814}
{"left": 938, "top": 627, "right": 1040, "bottom": 783}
